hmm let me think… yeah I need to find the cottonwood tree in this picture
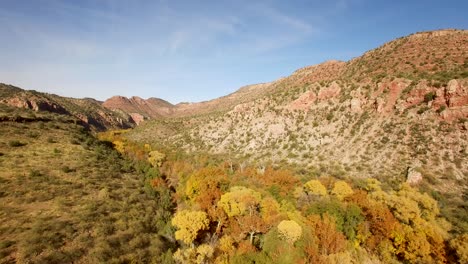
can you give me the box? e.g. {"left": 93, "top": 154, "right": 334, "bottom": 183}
{"left": 218, "top": 186, "right": 271, "bottom": 244}
{"left": 304, "top": 179, "right": 328, "bottom": 197}
{"left": 331, "top": 181, "right": 354, "bottom": 200}
{"left": 172, "top": 210, "right": 210, "bottom": 246}
{"left": 277, "top": 220, "right": 302, "bottom": 244}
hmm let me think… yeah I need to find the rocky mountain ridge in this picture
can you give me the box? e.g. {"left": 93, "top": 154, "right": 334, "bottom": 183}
{"left": 0, "top": 84, "right": 136, "bottom": 131}
{"left": 102, "top": 30, "right": 467, "bottom": 123}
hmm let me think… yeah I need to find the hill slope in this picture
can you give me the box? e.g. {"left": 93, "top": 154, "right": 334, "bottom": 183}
{"left": 0, "top": 83, "right": 136, "bottom": 131}
{"left": 0, "top": 106, "right": 174, "bottom": 263}
{"left": 126, "top": 29, "right": 468, "bottom": 196}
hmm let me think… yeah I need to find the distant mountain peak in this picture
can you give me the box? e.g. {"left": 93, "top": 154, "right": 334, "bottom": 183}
{"left": 103, "top": 95, "right": 174, "bottom": 120}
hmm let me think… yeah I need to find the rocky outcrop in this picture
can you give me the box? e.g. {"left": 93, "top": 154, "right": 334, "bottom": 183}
{"left": 4, "top": 97, "right": 69, "bottom": 115}
{"left": 130, "top": 113, "right": 145, "bottom": 125}
{"left": 350, "top": 98, "right": 362, "bottom": 112}
{"left": 289, "top": 91, "right": 317, "bottom": 111}
{"left": 318, "top": 82, "right": 341, "bottom": 100}
{"left": 446, "top": 79, "right": 468, "bottom": 107}
{"left": 406, "top": 167, "right": 423, "bottom": 185}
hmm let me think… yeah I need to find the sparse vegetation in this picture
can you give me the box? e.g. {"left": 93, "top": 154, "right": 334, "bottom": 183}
{"left": 1, "top": 29, "right": 467, "bottom": 263}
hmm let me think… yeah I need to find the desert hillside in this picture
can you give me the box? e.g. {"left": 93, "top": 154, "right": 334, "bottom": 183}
{"left": 0, "top": 83, "right": 136, "bottom": 131}
{"left": 1, "top": 29, "right": 467, "bottom": 264}
{"left": 126, "top": 29, "right": 467, "bottom": 192}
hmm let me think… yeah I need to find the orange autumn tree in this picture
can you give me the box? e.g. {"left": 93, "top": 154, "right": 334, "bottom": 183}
{"left": 185, "top": 167, "right": 228, "bottom": 212}
{"left": 261, "top": 168, "right": 300, "bottom": 198}
{"left": 307, "top": 213, "right": 346, "bottom": 256}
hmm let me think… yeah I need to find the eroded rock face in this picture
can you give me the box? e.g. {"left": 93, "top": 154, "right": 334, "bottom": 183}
{"left": 289, "top": 91, "right": 317, "bottom": 111}
{"left": 103, "top": 95, "right": 174, "bottom": 119}
{"left": 318, "top": 82, "right": 341, "bottom": 100}
{"left": 76, "top": 113, "right": 89, "bottom": 123}
{"left": 5, "top": 97, "right": 31, "bottom": 109}
{"left": 4, "top": 97, "right": 68, "bottom": 115}
{"left": 130, "top": 113, "right": 145, "bottom": 125}
{"left": 407, "top": 167, "right": 423, "bottom": 185}
{"left": 0, "top": 85, "right": 136, "bottom": 130}
{"left": 446, "top": 79, "right": 468, "bottom": 107}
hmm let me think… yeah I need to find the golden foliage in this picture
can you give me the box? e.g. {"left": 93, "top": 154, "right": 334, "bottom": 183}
{"left": 277, "top": 220, "right": 302, "bottom": 244}
{"left": 219, "top": 235, "right": 235, "bottom": 254}
{"left": 331, "top": 181, "right": 354, "bottom": 200}
{"left": 260, "top": 197, "right": 283, "bottom": 227}
{"left": 304, "top": 179, "right": 328, "bottom": 196}
{"left": 172, "top": 210, "right": 210, "bottom": 245}
{"left": 173, "top": 244, "right": 214, "bottom": 264}
{"left": 450, "top": 234, "right": 468, "bottom": 264}
{"left": 218, "top": 186, "right": 261, "bottom": 218}
{"left": 185, "top": 167, "right": 227, "bottom": 215}
{"left": 148, "top": 150, "right": 166, "bottom": 167}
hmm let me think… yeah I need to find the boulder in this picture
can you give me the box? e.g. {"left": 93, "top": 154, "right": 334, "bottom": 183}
{"left": 406, "top": 167, "right": 423, "bottom": 185}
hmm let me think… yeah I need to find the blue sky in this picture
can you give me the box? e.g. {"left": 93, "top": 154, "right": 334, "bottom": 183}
{"left": 0, "top": 0, "right": 466, "bottom": 103}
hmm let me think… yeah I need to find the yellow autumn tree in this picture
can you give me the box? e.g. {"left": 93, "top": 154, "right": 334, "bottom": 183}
{"left": 450, "top": 234, "right": 468, "bottom": 263}
{"left": 218, "top": 186, "right": 261, "bottom": 217}
{"left": 260, "top": 197, "right": 282, "bottom": 227}
{"left": 304, "top": 179, "right": 328, "bottom": 196}
{"left": 173, "top": 244, "right": 214, "bottom": 264}
{"left": 277, "top": 220, "right": 302, "bottom": 244}
{"left": 331, "top": 181, "right": 354, "bottom": 200}
{"left": 112, "top": 140, "right": 125, "bottom": 153}
{"left": 148, "top": 150, "right": 166, "bottom": 167}
{"left": 172, "top": 210, "right": 210, "bottom": 245}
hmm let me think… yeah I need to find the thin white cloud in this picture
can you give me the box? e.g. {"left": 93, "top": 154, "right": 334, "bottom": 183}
{"left": 259, "top": 5, "right": 315, "bottom": 34}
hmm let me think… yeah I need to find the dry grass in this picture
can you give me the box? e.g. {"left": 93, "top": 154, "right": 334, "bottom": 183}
{"left": 0, "top": 110, "right": 175, "bottom": 263}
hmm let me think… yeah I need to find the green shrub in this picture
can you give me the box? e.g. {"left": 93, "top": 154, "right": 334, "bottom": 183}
{"left": 27, "top": 131, "right": 40, "bottom": 138}
{"left": 436, "top": 105, "right": 446, "bottom": 113}
{"left": 61, "top": 166, "right": 74, "bottom": 173}
{"left": 0, "top": 240, "right": 14, "bottom": 249}
{"left": 29, "top": 170, "right": 42, "bottom": 177}
{"left": 424, "top": 92, "right": 436, "bottom": 103}
{"left": 8, "top": 140, "right": 27, "bottom": 147}
{"left": 417, "top": 106, "right": 430, "bottom": 114}
{"left": 70, "top": 139, "right": 80, "bottom": 145}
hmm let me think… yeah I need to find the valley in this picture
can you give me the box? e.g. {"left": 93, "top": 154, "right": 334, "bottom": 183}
{"left": 0, "top": 29, "right": 467, "bottom": 263}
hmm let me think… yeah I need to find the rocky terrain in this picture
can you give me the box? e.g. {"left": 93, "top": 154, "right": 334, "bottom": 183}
{"left": 1, "top": 28, "right": 467, "bottom": 263}
{"left": 1, "top": 29, "right": 467, "bottom": 192}
{"left": 0, "top": 84, "right": 136, "bottom": 131}
{"left": 124, "top": 29, "right": 467, "bottom": 196}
